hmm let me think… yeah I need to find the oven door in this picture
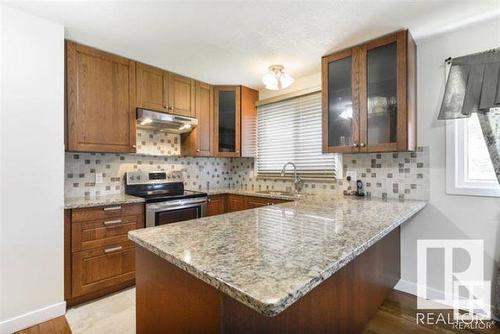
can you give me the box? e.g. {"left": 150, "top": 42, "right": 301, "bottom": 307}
{"left": 145, "top": 197, "right": 207, "bottom": 228}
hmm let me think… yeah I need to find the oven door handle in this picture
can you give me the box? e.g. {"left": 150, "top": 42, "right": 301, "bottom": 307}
{"left": 147, "top": 201, "right": 207, "bottom": 212}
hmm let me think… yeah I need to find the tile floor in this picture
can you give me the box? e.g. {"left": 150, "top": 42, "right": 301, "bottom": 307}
{"left": 66, "top": 288, "right": 136, "bottom": 334}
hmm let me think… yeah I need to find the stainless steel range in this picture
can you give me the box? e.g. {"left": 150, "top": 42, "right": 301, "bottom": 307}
{"left": 125, "top": 171, "right": 207, "bottom": 228}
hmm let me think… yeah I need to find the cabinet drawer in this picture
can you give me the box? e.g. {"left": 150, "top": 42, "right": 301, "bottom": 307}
{"left": 72, "top": 241, "right": 135, "bottom": 298}
{"left": 71, "top": 203, "right": 143, "bottom": 222}
{"left": 72, "top": 215, "right": 143, "bottom": 252}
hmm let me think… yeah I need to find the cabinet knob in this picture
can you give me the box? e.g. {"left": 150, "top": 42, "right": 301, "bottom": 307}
{"left": 236, "top": 150, "right": 240, "bottom": 153}
{"left": 168, "top": 106, "right": 174, "bottom": 111}
{"left": 359, "top": 142, "right": 366, "bottom": 147}
{"left": 352, "top": 143, "right": 359, "bottom": 148}
{"left": 196, "top": 149, "right": 200, "bottom": 152}
{"left": 132, "top": 144, "right": 136, "bottom": 148}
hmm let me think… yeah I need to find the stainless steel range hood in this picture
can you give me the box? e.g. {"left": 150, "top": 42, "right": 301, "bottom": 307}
{"left": 136, "top": 108, "right": 198, "bottom": 134}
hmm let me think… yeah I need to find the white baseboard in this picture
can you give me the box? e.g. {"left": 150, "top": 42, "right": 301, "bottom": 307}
{"left": 0, "top": 301, "right": 66, "bottom": 334}
{"left": 395, "top": 279, "right": 499, "bottom": 322}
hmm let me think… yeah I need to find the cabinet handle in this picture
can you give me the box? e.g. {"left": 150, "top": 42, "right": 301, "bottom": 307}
{"left": 352, "top": 143, "right": 359, "bottom": 148}
{"left": 104, "top": 219, "right": 122, "bottom": 226}
{"left": 104, "top": 246, "right": 123, "bottom": 253}
{"left": 359, "top": 142, "right": 366, "bottom": 147}
{"left": 103, "top": 206, "right": 122, "bottom": 211}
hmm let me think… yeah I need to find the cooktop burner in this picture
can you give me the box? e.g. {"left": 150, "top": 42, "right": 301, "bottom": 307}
{"left": 124, "top": 171, "right": 207, "bottom": 203}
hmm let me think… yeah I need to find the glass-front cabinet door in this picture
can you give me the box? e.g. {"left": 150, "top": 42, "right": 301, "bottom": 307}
{"left": 322, "top": 29, "right": 416, "bottom": 154}
{"left": 322, "top": 48, "right": 359, "bottom": 153}
{"left": 214, "top": 86, "right": 241, "bottom": 157}
{"left": 359, "top": 32, "right": 408, "bottom": 152}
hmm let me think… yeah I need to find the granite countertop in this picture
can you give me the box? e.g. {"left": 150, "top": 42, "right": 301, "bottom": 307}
{"left": 194, "top": 187, "right": 300, "bottom": 201}
{"left": 64, "top": 193, "right": 144, "bottom": 209}
{"left": 128, "top": 195, "right": 426, "bottom": 317}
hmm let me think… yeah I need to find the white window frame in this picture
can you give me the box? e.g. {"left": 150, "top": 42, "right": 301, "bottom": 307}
{"left": 446, "top": 117, "right": 500, "bottom": 197}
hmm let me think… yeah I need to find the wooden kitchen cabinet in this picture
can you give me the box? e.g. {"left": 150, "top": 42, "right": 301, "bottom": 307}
{"left": 182, "top": 81, "right": 213, "bottom": 156}
{"left": 213, "top": 86, "right": 258, "bottom": 157}
{"left": 226, "top": 195, "right": 246, "bottom": 212}
{"left": 71, "top": 240, "right": 136, "bottom": 298}
{"left": 65, "top": 41, "right": 137, "bottom": 153}
{"left": 322, "top": 29, "right": 416, "bottom": 153}
{"left": 207, "top": 194, "right": 226, "bottom": 216}
{"left": 213, "top": 86, "right": 241, "bottom": 157}
{"left": 136, "top": 62, "right": 169, "bottom": 112}
{"left": 65, "top": 203, "right": 144, "bottom": 305}
{"left": 240, "top": 86, "right": 259, "bottom": 158}
{"left": 245, "top": 196, "right": 269, "bottom": 209}
{"left": 246, "top": 196, "right": 289, "bottom": 208}
{"left": 208, "top": 194, "right": 291, "bottom": 215}
{"left": 136, "top": 63, "right": 195, "bottom": 117}
{"left": 169, "top": 73, "right": 196, "bottom": 117}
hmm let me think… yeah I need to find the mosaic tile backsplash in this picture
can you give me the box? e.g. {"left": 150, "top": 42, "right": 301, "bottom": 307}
{"left": 65, "top": 153, "right": 232, "bottom": 198}
{"left": 229, "top": 146, "right": 429, "bottom": 201}
{"left": 65, "top": 142, "right": 429, "bottom": 201}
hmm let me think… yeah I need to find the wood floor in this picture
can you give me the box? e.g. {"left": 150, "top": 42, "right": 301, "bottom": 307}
{"left": 15, "top": 291, "right": 499, "bottom": 333}
{"left": 16, "top": 316, "right": 70, "bottom": 334}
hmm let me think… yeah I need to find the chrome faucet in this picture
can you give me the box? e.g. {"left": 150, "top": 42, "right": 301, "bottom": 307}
{"left": 280, "top": 162, "right": 303, "bottom": 193}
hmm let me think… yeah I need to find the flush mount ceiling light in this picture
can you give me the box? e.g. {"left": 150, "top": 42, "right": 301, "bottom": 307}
{"left": 262, "top": 65, "right": 294, "bottom": 90}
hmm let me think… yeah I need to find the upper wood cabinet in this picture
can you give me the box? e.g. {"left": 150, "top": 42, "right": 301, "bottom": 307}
{"left": 169, "top": 74, "right": 196, "bottom": 117}
{"left": 241, "top": 86, "right": 259, "bottom": 158}
{"left": 66, "top": 41, "right": 137, "bottom": 153}
{"left": 213, "top": 85, "right": 258, "bottom": 157}
{"left": 136, "top": 63, "right": 195, "bottom": 117}
{"left": 213, "top": 86, "right": 241, "bottom": 157}
{"left": 181, "top": 81, "right": 213, "bottom": 156}
{"left": 136, "top": 63, "right": 169, "bottom": 112}
{"left": 322, "top": 30, "right": 416, "bottom": 153}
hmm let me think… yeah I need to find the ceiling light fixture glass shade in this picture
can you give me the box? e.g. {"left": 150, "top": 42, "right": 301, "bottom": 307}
{"left": 262, "top": 65, "right": 294, "bottom": 90}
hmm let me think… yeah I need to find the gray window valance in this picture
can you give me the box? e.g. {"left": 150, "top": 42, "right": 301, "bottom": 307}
{"left": 438, "top": 48, "right": 500, "bottom": 120}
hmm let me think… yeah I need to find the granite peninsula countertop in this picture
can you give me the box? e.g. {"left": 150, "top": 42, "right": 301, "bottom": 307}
{"left": 129, "top": 195, "right": 426, "bottom": 317}
{"left": 191, "top": 187, "right": 300, "bottom": 200}
{"left": 64, "top": 193, "right": 144, "bottom": 209}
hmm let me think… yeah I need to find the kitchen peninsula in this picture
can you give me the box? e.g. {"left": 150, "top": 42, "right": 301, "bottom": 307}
{"left": 129, "top": 195, "right": 426, "bottom": 333}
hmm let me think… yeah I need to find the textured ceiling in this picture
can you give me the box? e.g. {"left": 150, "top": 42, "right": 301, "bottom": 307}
{"left": 6, "top": 1, "right": 499, "bottom": 88}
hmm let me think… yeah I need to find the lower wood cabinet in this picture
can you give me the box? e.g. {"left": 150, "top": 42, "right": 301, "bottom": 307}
{"left": 72, "top": 240, "right": 135, "bottom": 298}
{"left": 226, "top": 195, "right": 246, "bottom": 212}
{"left": 207, "top": 194, "right": 291, "bottom": 216}
{"left": 65, "top": 203, "right": 144, "bottom": 305}
{"left": 207, "top": 194, "right": 226, "bottom": 216}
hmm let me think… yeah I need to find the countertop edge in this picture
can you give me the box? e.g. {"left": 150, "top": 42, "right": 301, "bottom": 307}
{"left": 64, "top": 195, "right": 145, "bottom": 209}
{"left": 129, "top": 200, "right": 427, "bottom": 317}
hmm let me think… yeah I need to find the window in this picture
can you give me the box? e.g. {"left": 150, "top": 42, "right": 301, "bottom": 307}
{"left": 446, "top": 113, "right": 500, "bottom": 197}
{"left": 257, "top": 92, "right": 340, "bottom": 179}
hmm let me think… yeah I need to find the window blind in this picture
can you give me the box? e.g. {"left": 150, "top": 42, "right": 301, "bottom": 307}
{"left": 257, "top": 92, "right": 338, "bottom": 179}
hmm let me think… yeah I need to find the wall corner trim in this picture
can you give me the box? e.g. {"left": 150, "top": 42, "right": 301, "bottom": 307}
{"left": 0, "top": 301, "right": 66, "bottom": 334}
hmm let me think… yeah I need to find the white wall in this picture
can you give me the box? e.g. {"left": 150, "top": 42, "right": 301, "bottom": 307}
{"left": 397, "top": 17, "right": 500, "bottom": 302}
{"left": 0, "top": 5, "right": 65, "bottom": 333}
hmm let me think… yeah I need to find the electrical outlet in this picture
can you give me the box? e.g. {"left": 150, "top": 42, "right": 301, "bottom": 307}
{"left": 346, "top": 170, "right": 357, "bottom": 181}
{"left": 95, "top": 173, "right": 103, "bottom": 184}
